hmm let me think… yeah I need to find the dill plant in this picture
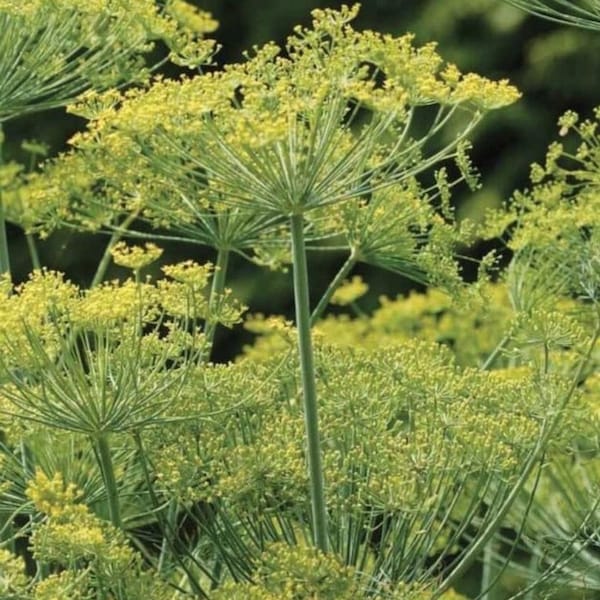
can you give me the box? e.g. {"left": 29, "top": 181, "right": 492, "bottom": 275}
{"left": 15, "top": 2, "right": 519, "bottom": 558}
{"left": 0, "top": 2, "right": 599, "bottom": 599}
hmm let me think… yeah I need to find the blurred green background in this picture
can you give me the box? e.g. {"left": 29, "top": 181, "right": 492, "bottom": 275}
{"left": 4, "top": 0, "right": 600, "bottom": 359}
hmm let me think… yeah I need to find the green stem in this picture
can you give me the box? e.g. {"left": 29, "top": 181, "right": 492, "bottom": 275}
{"left": 481, "top": 334, "right": 510, "bottom": 371}
{"left": 94, "top": 433, "right": 122, "bottom": 528}
{"left": 204, "top": 247, "right": 229, "bottom": 357}
{"left": 0, "top": 200, "right": 11, "bottom": 276}
{"left": 290, "top": 213, "right": 328, "bottom": 552}
{"left": 90, "top": 212, "right": 139, "bottom": 288}
{"left": 524, "top": 546, "right": 538, "bottom": 600}
{"left": 438, "top": 322, "right": 600, "bottom": 595}
{"left": 480, "top": 539, "right": 494, "bottom": 600}
{"left": 25, "top": 232, "right": 41, "bottom": 270}
{"left": 0, "top": 128, "right": 10, "bottom": 277}
{"left": 132, "top": 432, "right": 209, "bottom": 597}
{"left": 310, "top": 248, "right": 358, "bottom": 326}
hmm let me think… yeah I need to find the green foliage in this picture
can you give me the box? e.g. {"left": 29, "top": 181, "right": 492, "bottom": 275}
{"left": 0, "top": 0, "right": 217, "bottom": 123}
{"left": 0, "top": 2, "right": 599, "bottom": 599}
{"left": 501, "top": 0, "right": 600, "bottom": 30}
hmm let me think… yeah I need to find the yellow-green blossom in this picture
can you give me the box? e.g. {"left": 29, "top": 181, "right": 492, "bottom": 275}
{"left": 331, "top": 276, "right": 369, "bottom": 305}
{"left": 0, "top": 0, "right": 217, "bottom": 122}
{"left": 110, "top": 241, "right": 163, "bottom": 271}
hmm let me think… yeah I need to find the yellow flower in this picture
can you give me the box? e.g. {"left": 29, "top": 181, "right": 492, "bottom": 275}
{"left": 110, "top": 241, "right": 163, "bottom": 270}
{"left": 331, "top": 276, "right": 369, "bottom": 305}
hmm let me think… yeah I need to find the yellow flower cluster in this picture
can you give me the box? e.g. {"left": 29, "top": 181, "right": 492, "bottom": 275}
{"left": 22, "top": 3, "right": 520, "bottom": 243}
{"left": 0, "top": 270, "right": 77, "bottom": 368}
{"left": 32, "top": 571, "right": 89, "bottom": 600}
{"left": 26, "top": 470, "right": 133, "bottom": 567}
{"left": 211, "top": 542, "right": 360, "bottom": 600}
{"left": 162, "top": 259, "right": 212, "bottom": 286}
{"left": 26, "top": 470, "right": 81, "bottom": 518}
{"left": 482, "top": 106, "right": 600, "bottom": 306}
{"left": 0, "top": 261, "right": 244, "bottom": 433}
{"left": 20, "top": 469, "right": 185, "bottom": 598}
{"left": 69, "top": 279, "right": 158, "bottom": 327}
{"left": 331, "top": 276, "right": 369, "bottom": 306}
{"left": 211, "top": 541, "right": 466, "bottom": 599}
{"left": 0, "top": 0, "right": 217, "bottom": 122}
{"left": 246, "top": 282, "right": 514, "bottom": 367}
{"left": 0, "top": 548, "right": 29, "bottom": 597}
{"left": 148, "top": 334, "right": 556, "bottom": 596}
{"left": 166, "top": 0, "right": 218, "bottom": 34}
{"left": 110, "top": 241, "right": 163, "bottom": 271}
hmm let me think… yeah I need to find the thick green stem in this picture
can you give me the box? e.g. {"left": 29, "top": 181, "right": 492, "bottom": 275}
{"left": 25, "top": 232, "right": 41, "bottom": 270}
{"left": 204, "top": 247, "right": 229, "bottom": 356}
{"left": 94, "top": 434, "right": 122, "bottom": 528}
{"left": 290, "top": 213, "right": 328, "bottom": 552}
{"left": 310, "top": 248, "right": 358, "bottom": 326}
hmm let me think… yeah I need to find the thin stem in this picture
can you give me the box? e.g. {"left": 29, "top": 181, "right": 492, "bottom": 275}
{"left": 93, "top": 433, "right": 122, "bottom": 528}
{"left": 204, "top": 247, "right": 229, "bottom": 356}
{"left": 481, "top": 334, "right": 510, "bottom": 371}
{"left": 0, "top": 127, "right": 10, "bottom": 277}
{"left": 310, "top": 248, "right": 357, "bottom": 326}
{"left": 0, "top": 200, "right": 11, "bottom": 276}
{"left": 439, "top": 320, "right": 600, "bottom": 595}
{"left": 132, "top": 432, "right": 209, "bottom": 597}
{"left": 90, "top": 211, "right": 139, "bottom": 288}
{"left": 25, "top": 232, "right": 41, "bottom": 270}
{"left": 290, "top": 212, "right": 328, "bottom": 552}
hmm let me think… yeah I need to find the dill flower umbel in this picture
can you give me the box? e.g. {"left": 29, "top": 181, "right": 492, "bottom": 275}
{"left": 0, "top": 262, "right": 242, "bottom": 434}
{"left": 0, "top": 0, "right": 216, "bottom": 122}
{"left": 24, "top": 3, "right": 519, "bottom": 244}
{"left": 110, "top": 241, "right": 163, "bottom": 271}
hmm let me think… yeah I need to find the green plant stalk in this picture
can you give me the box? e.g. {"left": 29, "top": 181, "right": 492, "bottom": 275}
{"left": 438, "top": 322, "right": 600, "bottom": 595}
{"left": 480, "top": 539, "right": 494, "bottom": 600}
{"left": 132, "top": 432, "right": 209, "bottom": 597}
{"left": 0, "top": 200, "right": 10, "bottom": 276}
{"left": 310, "top": 248, "right": 357, "bottom": 326}
{"left": 90, "top": 211, "right": 139, "bottom": 288}
{"left": 204, "top": 247, "right": 229, "bottom": 355}
{"left": 93, "top": 433, "right": 122, "bottom": 528}
{"left": 481, "top": 334, "right": 510, "bottom": 371}
{"left": 290, "top": 212, "right": 329, "bottom": 553}
{"left": 25, "top": 232, "right": 41, "bottom": 270}
{"left": 0, "top": 128, "right": 10, "bottom": 276}
{"left": 524, "top": 545, "right": 538, "bottom": 600}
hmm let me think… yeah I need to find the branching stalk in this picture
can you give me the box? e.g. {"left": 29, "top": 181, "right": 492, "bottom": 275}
{"left": 132, "top": 432, "right": 209, "bottom": 597}
{"left": 439, "top": 322, "right": 600, "bottom": 594}
{"left": 90, "top": 211, "right": 139, "bottom": 288}
{"left": 290, "top": 212, "right": 328, "bottom": 552}
{"left": 310, "top": 248, "right": 357, "bottom": 326}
